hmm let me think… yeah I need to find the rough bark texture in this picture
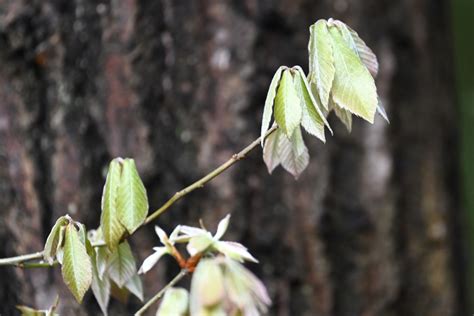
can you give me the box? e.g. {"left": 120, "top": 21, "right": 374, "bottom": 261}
{"left": 0, "top": 0, "right": 465, "bottom": 315}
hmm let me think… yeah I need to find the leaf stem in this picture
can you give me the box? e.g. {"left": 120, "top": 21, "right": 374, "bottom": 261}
{"left": 134, "top": 269, "right": 188, "bottom": 316}
{"left": 0, "top": 126, "right": 277, "bottom": 267}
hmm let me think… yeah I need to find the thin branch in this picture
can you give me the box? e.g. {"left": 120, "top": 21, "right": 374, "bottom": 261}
{"left": 144, "top": 125, "right": 278, "bottom": 224}
{"left": 135, "top": 269, "right": 188, "bottom": 316}
{"left": 0, "top": 126, "right": 278, "bottom": 267}
{"left": 0, "top": 251, "right": 44, "bottom": 266}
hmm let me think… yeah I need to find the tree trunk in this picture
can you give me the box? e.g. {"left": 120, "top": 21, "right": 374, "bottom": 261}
{"left": 0, "top": 0, "right": 466, "bottom": 315}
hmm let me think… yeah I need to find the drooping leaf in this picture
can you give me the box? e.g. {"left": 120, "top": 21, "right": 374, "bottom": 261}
{"left": 308, "top": 19, "right": 335, "bottom": 109}
{"left": 156, "top": 288, "right": 189, "bottom": 316}
{"left": 261, "top": 66, "right": 285, "bottom": 146}
{"left": 101, "top": 159, "right": 126, "bottom": 248}
{"left": 377, "top": 101, "right": 390, "bottom": 123}
{"left": 89, "top": 244, "right": 110, "bottom": 315}
{"left": 273, "top": 70, "right": 302, "bottom": 137}
{"left": 328, "top": 24, "right": 378, "bottom": 123}
{"left": 294, "top": 67, "right": 332, "bottom": 141}
{"left": 43, "top": 216, "right": 69, "bottom": 264}
{"left": 330, "top": 96, "right": 353, "bottom": 132}
{"left": 332, "top": 19, "right": 379, "bottom": 77}
{"left": 278, "top": 130, "right": 309, "bottom": 179}
{"left": 263, "top": 127, "right": 282, "bottom": 174}
{"left": 96, "top": 246, "right": 110, "bottom": 280}
{"left": 107, "top": 241, "right": 137, "bottom": 288}
{"left": 289, "top": 126, "right": 306, "bottom": 157}
{"left": 62, "top": 223, "right": 92, "bottom": 303}
{"left": 117, "top": 159, "right": 149, "bottom": 234}
{"left": 125, "top": 273, "right": 144, "bottom": 301}
{"left": 190, "top": 259, "right": 224, "bottom": 313}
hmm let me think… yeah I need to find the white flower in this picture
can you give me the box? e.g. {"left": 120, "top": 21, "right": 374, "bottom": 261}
{"left": 178, "top": 214, "right": 258, "bottom": 263}
{"left": 138, "top": 225, "right": 180, "bottom": 274}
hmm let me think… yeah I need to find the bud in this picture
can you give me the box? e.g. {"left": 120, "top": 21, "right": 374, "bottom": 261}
{"left": 156, "top": 287, "right": 189, "bottom": 316}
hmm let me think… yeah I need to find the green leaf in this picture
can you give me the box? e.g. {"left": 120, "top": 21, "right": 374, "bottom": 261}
{"left": 62, "top": 223, "right": 92, "bottom": 303}
{"left": 101, "top": 159, "right": 126, "bottom": 248}
{"left": 328, "top": 24, "right": 378, "bottom": 123}
{"left": 294, "top": 67, "right": 332, "bottom": 141}
{"left": 278, "top": 129, "right": 309, "bottom": 179}
{"left": 332, "top": 19, "right": 379, "bottom": 77}
{"left": 330, "top": 96, "right": 353, "bottom": 132}
{"left": 308, "top": 20, "right": 335, "bottom": 109}
{"left": 191, "top": 259, "right": 224, "bottom": 311}
{"left": 90, "top": 246, "right": 111, "bottom": 316}
{"left": 117, "top": 159, "right": 149, "bottom": 234}
{"left": 156, "top": 288, "right": 189, "bottom": 316}
{"left": 107, "top": 241, "right": 137, "bottom": 288}
{"left": 261, "top": 66, "right": 285, "bottom": 146}
{"left": 43, "top": 216, "right": 69, "bottom": 264}
{"left": 263, "top": 127, "right": 282, "bottom": 174}
{"left": 125, "top": 273, "right": 144, "bottom": 301}
{"left": 274, "top": 69, "right": 302, "bottom": 137}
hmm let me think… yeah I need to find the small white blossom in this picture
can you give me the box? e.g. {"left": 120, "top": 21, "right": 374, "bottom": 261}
{"left": 138, "top": 225, "right": 180, "bottom": 274}
{"left": 178, "top": 214, "right": 258, "bottom": 262}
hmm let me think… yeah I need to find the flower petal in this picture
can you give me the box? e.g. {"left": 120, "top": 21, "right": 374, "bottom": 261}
{"left": 155, "top": 226, "right": 169, "bottom": 246}
{"left": 214, "top": 214, "right": 231, "bottom": 241}
{"left": 186, "top": 233, "right": 214, "bottom": 257}
{"left": 138, "top": 248, "right": 168, "bottom": 274}
{"left": 179, "top": 225, "right": 207, "bottom": 237}
{"left": 215, "top": 241, "right": 258, "bottom": 263}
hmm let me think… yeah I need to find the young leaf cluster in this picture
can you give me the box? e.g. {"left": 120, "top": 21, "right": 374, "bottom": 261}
{"left": 88, "top": 230, "right": 144, "bottom": 315}
{"left": 41, "top": 158, "right": 148, "bottom": 312}
{"left": 101, "top": 158, "right": 149, "bottom": 248}
{"left": 43, "top": 215, "right": 92, "bottom": 303}
{"left": 261, "top": 18, "right": 388, "bottom": 178}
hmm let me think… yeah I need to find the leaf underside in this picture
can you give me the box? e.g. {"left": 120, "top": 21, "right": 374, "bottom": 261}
{"left": 261, "top": 66, "right": 285, "bottom": 146}
{"left": 107, "top": 241, "right": 137, "bottom": 288}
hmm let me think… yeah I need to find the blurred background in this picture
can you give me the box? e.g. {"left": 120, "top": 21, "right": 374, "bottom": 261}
{"left": 0, "top": 0, "right": 473, "bottom": 315}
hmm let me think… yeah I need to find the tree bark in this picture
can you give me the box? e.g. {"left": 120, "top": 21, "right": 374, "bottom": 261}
{"left": 0, "top": 0, "right": 465, "bottom": 315}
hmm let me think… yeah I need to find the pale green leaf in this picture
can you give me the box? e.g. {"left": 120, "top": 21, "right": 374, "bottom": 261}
{"left": 101, "top": 159, "right": 126, "bottom": 248}
{"left": 96, "top": 246, "right": 110, "bottom": 280}
{"left": 332, "top": 19, "right": 379, "bottom": 77}
{"left": 107, "top": 241, "right": 137, "bottom": 287}
{"left": 278, "top": 130, "right": 309, "bottom": 179}
{"left": 156, "top": 288, "right": 189, "bottom": 316}
{"left": 117, "top": 159, "right": 149, "bottom": 234}
{"left": 294, "top": 67, "right": 332, "bottom": 141}
{"left": 90, "top": 246, "right": 110, "bottom": 315}
{"left": 263, "top": 127, "right": 282, "bottom": 174}
{"left": 125, "top": 273, "right": 144, "bottom": 301}
{"left": 289, "top": 127, "right": 306, "bottom": 157}
{"left": 308, "top": 19, "right": 335, "bottom": 108}
{"left": 43, "top": 216, "right": 68, "bottom": 264}
{"left": 261, "top": 66, "right": 285, "bottom": 146}
{"left": 190, "top": 259, "right": 224, "bottom": 313}
{"left": 329, "top": 25, "right": 378, "bottom": 123}
{"left": 330, "top": 96, "right": 353, "bottom": 132}
{"left": 62, "top": 223, "right": 92, "bottom": 303}
{"left": 274, "top": 69, "right": 302, "bottom": 137}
